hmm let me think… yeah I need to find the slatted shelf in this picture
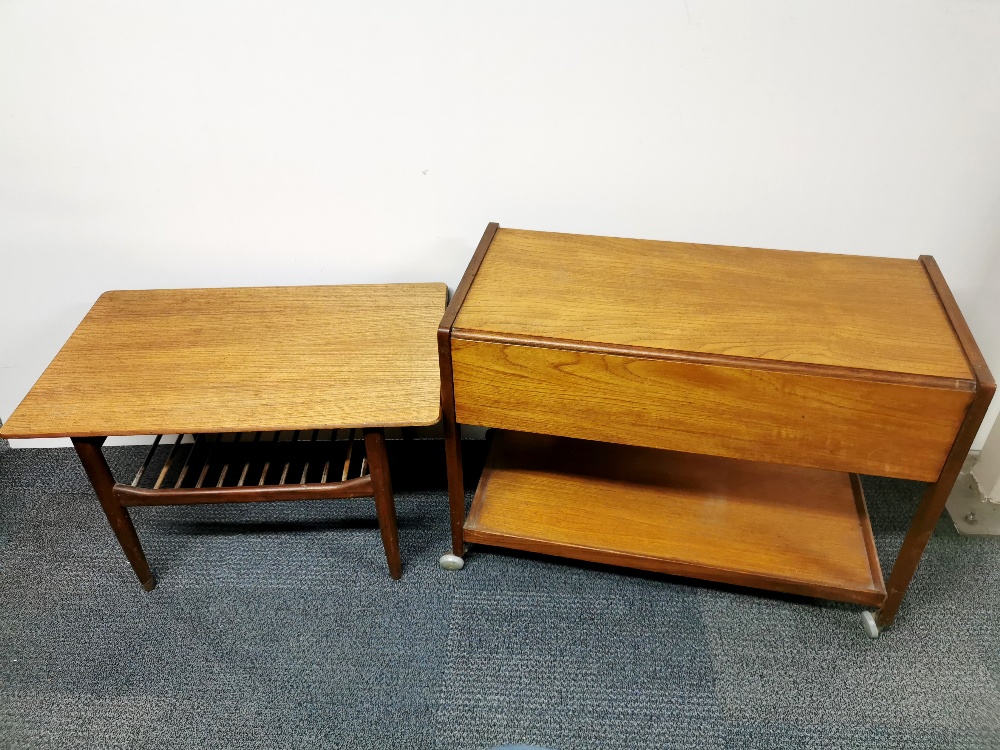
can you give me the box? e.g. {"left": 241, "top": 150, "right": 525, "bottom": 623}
{"left": 114, "top": 429, "right": 373, "bottom": 506}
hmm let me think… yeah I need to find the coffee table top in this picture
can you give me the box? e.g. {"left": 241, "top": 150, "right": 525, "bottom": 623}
{"left": 1, "top": 283, "right": 447, "bottom": 438}
{"left": 454, "top": 228, "right": 973, "bottom": 383}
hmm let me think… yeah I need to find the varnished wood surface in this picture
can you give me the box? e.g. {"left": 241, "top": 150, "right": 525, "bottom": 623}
{"left": 451, "top": 338, "right": 972, "bottom": 482}
{"left": 920, "top": 256, "right": 996, "bottom": 391}
{"left": 439, "top": 223, "right": 499, "bottom": 337}
{"left": 0, "top": 284, "right": 446, "bottom": 438}
{"left": 465, "top": 431, "right": 886, "bottom": 606}
{"left": 454, "top": 228, "right": 973, "bottom": 383}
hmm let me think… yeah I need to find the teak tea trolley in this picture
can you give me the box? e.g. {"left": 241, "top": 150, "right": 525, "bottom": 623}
{"left": 438, "top": 224, "right": 994, "bottom": 637}
{"left": 0, "top": 283, "right": 446, "bottom": 587}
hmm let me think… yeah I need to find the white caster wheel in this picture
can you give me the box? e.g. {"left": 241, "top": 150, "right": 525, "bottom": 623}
{"left": 439, "top": 553, "right": 465, "bottom": 571}
{"left": 861, "top": 611, "right": 880, "bottom": 639}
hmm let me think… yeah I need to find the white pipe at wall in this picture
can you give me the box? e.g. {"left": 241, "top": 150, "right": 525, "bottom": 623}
{"left": 972, "top": 423, "right": 1000, "bottom": 503}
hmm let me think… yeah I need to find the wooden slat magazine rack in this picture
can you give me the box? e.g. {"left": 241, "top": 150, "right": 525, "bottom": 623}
{"left": 119, "top": 430, "right": 373, "bottom": 505}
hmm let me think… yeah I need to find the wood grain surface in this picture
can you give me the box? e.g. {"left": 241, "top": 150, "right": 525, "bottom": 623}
{"left": 0, "top": 284, "right": 446, "bottom": 438}
{"left": 454, "top": 228, "right": 973, "bottom": 382}
{"left": 465, "top": 431, "right": 886, "bottom": 606}
{"left": 451, "top": 338, "right": 972, "bottom": 482}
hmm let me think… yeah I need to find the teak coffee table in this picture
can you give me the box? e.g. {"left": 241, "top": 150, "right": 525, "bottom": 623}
{"left": 437, "top": 224, "right": 994, "bottom": 637}
{"left": 0, "top": 283, "right": 446, "bottom": 588}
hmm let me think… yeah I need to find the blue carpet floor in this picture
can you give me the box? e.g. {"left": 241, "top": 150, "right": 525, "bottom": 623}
{"left": 1, "top": 442, "right": 999, "bottom": 749}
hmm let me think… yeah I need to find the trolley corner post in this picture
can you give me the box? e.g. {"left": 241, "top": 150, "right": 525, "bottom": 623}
{"left": 869, "top": 258, "right": 998, "bottom": 634}
{"left": 436, "top": 222, "right": 500, "bottom": 571}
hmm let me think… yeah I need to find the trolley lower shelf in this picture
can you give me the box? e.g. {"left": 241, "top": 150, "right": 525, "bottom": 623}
{"left": 464, "top": 430, "right": 887, "bottom": 606}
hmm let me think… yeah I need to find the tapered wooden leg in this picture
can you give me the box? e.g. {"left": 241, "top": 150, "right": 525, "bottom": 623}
{"left": 72, "top": 436, "right": 156, "bottom": 591}
{"left": 363, "top": 428, "right": 402, "bottom": 579}
{"left": 443, "top": 413, "right": 465, "bottom": 557}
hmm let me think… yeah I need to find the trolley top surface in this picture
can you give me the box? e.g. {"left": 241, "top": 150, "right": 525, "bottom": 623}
{"left": 454, "top": 228, "right": 973, "bottom": 383}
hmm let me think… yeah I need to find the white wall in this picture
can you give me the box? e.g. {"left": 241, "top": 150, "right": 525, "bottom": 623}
{"left": 2, "top": 0, "right": 999, "bottom": 448}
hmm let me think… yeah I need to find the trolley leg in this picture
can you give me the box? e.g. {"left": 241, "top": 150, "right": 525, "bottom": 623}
{"left": 439, "top": 280, "right": 476, "bottom": 571}
{"left": 443, "top": 415, "right": 465, "bottom": 555}
{"left": 871, "top": 384, "right": 994, "bottom": 633}
{"left": 873, "top": 474, "right": 960, "bottom": 631}
{"left": 72, "top": 436, "right": 156, "bottom": 591}
{"left": 363, "top": 428, "right": 402, "bottom": 580}
{"left": 438, "top": 406, "right": 466, "bottom": 571}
